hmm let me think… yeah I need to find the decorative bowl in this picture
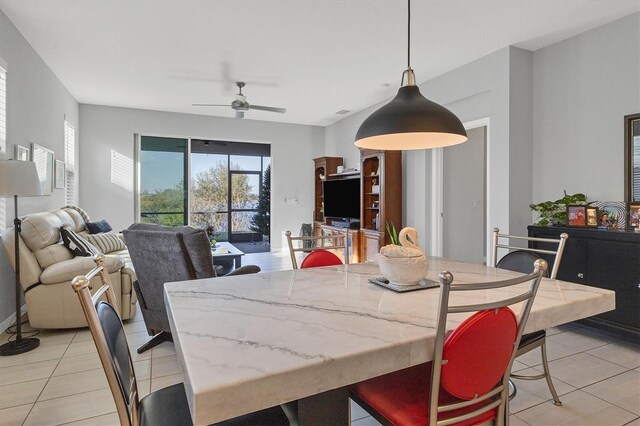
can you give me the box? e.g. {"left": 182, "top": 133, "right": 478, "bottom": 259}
{"left": 377, "top": 245, "right": 429, "bottom": 286}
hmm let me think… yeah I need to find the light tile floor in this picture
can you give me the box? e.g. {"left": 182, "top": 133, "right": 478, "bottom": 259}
{"left": 0, "top": 251, "right": 637, "bottom": 425}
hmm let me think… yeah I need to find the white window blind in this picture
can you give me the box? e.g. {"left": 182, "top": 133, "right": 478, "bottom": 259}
{"left": 0, "top": 66, "right": 6, "bottom": 229}
{"left": 64, "top": 120, "right": 76, "bottom": 205}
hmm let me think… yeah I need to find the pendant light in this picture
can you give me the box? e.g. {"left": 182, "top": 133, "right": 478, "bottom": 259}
{"left": 355, "top": 0, "right": 467, "bottom": 150}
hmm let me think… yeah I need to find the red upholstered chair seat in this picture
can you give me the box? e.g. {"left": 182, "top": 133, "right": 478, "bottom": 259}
{"left": 351, "top": 308, "right": 517, "bottom": 425}
{"left": 352, "top": 363, "right": 496, "bottom": 426}
{"left": 300, "top": 249, "right": 343, "bottom": 268}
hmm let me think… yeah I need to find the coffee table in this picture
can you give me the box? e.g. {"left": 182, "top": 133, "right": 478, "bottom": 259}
{"left": 211, "top": 241, "right": 244, "bottom": 269}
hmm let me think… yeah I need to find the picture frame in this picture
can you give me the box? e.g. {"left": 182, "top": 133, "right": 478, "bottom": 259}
{"left": 14, "top": 144, "right": 30, "bottom": 161}
{"left": 55, "top": 160, "right": 66, "bottom": 189}
{"left": 30, "top": 143, "right": 54, "bottom": 196}
{"left": 566, "top": 205, "right": 587, "bottom": 227}
{"left": 585, "top": 206, "right": 598, "bottom": 227}
{"left": 627, "top": 202, "right": 640, "bottom": 230}
{"left": 595, "top": 201, "right": 627, "bottom": 229}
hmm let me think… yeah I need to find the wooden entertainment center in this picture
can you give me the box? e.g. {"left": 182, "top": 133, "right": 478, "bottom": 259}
{"left": 313, "top": 150, "right": 402, "bottom": 263}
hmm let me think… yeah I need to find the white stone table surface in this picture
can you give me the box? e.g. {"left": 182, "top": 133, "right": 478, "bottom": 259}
{"left": 164, "top": 258, "right": 615, "bottom": 425}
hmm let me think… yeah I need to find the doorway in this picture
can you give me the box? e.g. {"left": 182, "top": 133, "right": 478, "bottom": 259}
{"left": 442, "top": 126, "right": 487, "bottom": 263}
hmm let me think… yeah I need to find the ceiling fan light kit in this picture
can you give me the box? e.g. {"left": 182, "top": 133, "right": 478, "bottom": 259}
{"left": 355, "top": 0, "right": 467, "bottom": 150}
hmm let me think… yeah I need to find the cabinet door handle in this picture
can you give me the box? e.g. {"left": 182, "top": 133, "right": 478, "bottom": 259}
{"left": 577, "top": 273, "right": 584, "bottom": 279}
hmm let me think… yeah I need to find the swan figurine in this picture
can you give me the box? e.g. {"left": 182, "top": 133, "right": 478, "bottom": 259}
{"left": 378, "top": 227, "right": 429, "bottom": 285}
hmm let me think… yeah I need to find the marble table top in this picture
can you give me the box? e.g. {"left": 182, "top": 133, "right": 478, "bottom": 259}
{"left": 164, "top": 258, "right": 615, "bottom": 425}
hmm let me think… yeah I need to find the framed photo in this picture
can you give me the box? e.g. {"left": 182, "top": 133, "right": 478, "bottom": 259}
{"left": 596, "top": 201, "right": 626, "bottom": 229}
{"left": 567, "top": 205, "right": 587, "bottom": 227}
{"left": 30, "top": 143, "right": 54, "bottom": 196}
{"left": 627, "top": 203, "right": 640, "bottom": 229}
{"left": 55, "top": 160, "right": 66, "bottom": 189}
{"left": 14, "top": 144, "right": 29, "bottom": 161}
{"left": 585, "top": 206, "right": 598, "bottom": 227}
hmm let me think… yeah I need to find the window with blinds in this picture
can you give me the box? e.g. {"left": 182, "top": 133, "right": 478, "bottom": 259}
{"left": 0, "top": 66, "right": 6, "bottom": 229}
{"left": 64, "top": 120, "right": 76, "bottom": 205}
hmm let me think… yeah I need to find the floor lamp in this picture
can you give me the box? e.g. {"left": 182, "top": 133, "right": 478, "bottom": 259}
{"left": 0, "top": 160, "right": 43, "bottom": 356}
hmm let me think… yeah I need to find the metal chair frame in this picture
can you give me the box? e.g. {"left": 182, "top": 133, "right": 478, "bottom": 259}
{"left": 71, "top": 254, "right": 140, "bottom": 426}
{"left": 351, "top": 260, "right": 547, "bottom": 426}
{"left": 285, "top": 229, "right": 349, "bottom": 269}
{"left": 491, "top": 227, "right": 568, "bottom": 406}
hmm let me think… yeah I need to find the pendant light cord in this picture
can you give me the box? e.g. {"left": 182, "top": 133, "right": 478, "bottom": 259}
{"left": 407, "top": 0, "right": 411, "bottom": 69}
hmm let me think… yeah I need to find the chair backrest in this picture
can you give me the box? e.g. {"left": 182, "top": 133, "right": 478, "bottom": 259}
{"left": 71, "top": 255, "right": 138, "bottom": 426}
{"left": 300, "top": 250, "right": 344, "bottom": 269}
{"left": 429, "top": 259, "right": 547, "bottom": 426}
{"left": 491, "top": 227, "right": 568, "bottom": 279}
{"left": 285, "top": 229, "right": 349, "bottom": 269}
{"left": 123, "top": 229, "right": 198, "bottom": 314}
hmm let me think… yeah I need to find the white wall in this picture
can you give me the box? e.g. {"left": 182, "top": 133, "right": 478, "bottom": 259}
{"left": 532, "top": 13, "right": 640, "bottom": 203}
{"left": 79, "top": 105, "right": 325, "bottom": 250}
{"left": 0, "top": 9, "right": 79, "bottom": 326}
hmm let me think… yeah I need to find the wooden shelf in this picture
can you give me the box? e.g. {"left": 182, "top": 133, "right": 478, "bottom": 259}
{"left": 359, "top": 149, "right": 402, "bottom": 261}
{"left": 313, "top": 157, "right": 343, "bottom": 223}
{"left": 328, "top": 170, "right": 360, "bottom": 178}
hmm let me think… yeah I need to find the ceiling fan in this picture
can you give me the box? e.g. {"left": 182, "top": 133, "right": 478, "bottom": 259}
{"left": 192, "top": 81, "right": 286, "bottom": 119}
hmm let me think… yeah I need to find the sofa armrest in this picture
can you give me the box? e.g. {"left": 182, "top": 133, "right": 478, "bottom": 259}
{"left": 40, "top": 255, "right": 124, "bottom": 284}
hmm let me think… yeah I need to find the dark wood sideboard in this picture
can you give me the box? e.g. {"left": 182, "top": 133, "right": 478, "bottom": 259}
{"left": 528, "top": 226, "right": 639, "bottom": 339}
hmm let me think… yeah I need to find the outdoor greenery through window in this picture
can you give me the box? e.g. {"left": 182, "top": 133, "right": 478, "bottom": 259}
{"left": 139, "top": 136, "right": 270, "bottom": 243}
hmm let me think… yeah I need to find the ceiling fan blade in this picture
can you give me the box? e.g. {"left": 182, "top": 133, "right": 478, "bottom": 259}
{"left": 249, "top": 104, "right": 286, "bottom": 114}
{"left": 235, "top": 110, "right": 245, "bottom": 119}
{"left": 191, "top": 103, "right": 230, "bottom": 107}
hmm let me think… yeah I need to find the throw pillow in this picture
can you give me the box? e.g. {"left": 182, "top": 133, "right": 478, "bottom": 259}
{"left": 86, "top": 220, "right": 113, "bottom": 234}
{"left": 60, "top": 226, "right": 98, "bottom": 257}
{"left": 63, "top": 205, "right": 91, "bottom": 223}
{"left": 85, "top": 232, "right": 126, "bottom": 254}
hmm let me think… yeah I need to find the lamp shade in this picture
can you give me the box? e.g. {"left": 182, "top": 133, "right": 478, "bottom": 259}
{"left": 355, "top": 86, "right": 468, "bottom": 150}
{"left": 0, "top": 160, "right": 43, "bottom": 197}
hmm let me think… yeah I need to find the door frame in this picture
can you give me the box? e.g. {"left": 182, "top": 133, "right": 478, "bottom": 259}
{"left": 228, "top": 169, "right": 262, "bottom": 242}
{"left": 430, "top": 117, "right": 491, "bottom": 262}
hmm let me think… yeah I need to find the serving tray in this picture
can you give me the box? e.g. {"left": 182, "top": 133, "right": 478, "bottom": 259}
{"left": 368, "top": 276, "right": 440, "bottom": 293}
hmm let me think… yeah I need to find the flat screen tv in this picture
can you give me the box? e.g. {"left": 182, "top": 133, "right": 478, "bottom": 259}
{"left": 323, "top": 178, "right": 361, "bottom": 220}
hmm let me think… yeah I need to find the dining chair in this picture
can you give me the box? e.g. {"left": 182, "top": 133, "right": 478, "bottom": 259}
{"left": 491, "top": 227, "right": 568, "bottom": 406}
{"left": 285, "top": 229, "right": 349, "bottom": 269}
{"left": 70, "top": 254, "right": 289, "bottom": 426}
{"left": 350, "top": 259, "right": 547, "bottom": 426}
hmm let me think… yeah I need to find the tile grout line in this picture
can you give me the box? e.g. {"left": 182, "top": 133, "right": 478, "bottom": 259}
{"left": 56, "top": 411, "right": 118, "bottom": 426}
{"left": 575, "top": 367, "right": 640, "bottom": 418}
{"left": 22, "top": 330, "right": 78, "bottom": 426}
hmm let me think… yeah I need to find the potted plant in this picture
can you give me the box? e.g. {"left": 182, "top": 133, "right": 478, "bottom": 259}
{"left": 530, "top": 190, "right": 593, "bottom": 226}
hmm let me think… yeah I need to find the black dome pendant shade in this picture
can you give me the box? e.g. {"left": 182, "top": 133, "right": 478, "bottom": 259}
{"left": 355, "top": 84, "right": 467, "bottom": 150}
{"left": 354, "top": 0, "right": 467, "bottom": 150}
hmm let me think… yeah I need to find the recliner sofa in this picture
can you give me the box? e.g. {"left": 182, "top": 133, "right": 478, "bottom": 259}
{"left": 1, "top": 206, "right": 137, "bottom": 328}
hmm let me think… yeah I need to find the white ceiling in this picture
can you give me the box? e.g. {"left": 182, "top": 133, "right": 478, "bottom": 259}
{"left": 1, "top": 0, "right": 638, "bottom": 126}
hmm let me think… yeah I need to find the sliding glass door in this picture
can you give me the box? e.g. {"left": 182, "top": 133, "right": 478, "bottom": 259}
{"left": 139, "top": 136, "right": 188, "bottom": 226}
{"left": 190, "top": 150, "right": 229, "bottom": 241}
{"left": 138, "top": 137, "right": 270, "bottom": 242}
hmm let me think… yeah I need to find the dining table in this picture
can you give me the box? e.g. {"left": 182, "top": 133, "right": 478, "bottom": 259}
{"left": 164, "top": 257, "right": 615, "bottom": 425}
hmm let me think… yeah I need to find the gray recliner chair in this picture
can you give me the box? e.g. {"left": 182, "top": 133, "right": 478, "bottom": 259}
{"left": 123, "top": 223, "right": 260, "bottom": 353}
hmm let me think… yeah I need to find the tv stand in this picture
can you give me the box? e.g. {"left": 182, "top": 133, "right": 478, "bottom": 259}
{"left": 331, "top": 219, "right": 360, "bottom": 229}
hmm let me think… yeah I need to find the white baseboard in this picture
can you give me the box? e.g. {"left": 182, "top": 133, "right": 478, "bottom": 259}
{"left": 0, "top": 304, "right": 28, "bottom": 335}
